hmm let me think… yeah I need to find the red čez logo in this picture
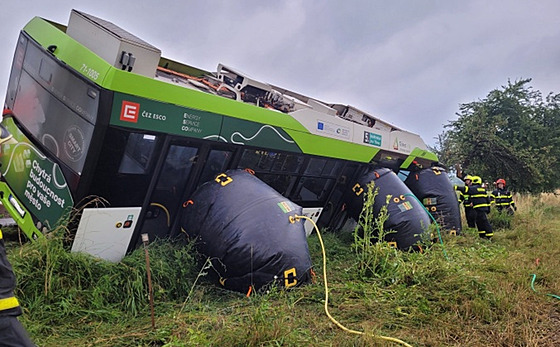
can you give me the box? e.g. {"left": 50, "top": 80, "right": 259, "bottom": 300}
{"left": 120, "top": 101, "right": 140, "bottom": 123}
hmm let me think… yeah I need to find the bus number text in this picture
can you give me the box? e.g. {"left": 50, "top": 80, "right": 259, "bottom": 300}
{"left": 80, "top": 64, "right": 100, "bottom": 80}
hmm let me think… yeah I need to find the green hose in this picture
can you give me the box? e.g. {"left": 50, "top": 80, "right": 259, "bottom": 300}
{"left": 530, "top": 274, "right": 560, "bottom": 300}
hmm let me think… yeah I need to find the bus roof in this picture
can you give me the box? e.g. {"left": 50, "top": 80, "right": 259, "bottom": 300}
{"left": 22, "top": 9, "right": 438, "bottom": 166}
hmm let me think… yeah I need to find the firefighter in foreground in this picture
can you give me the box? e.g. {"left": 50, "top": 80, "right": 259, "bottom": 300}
{"left": 458, "top": 175, "right": 476, "bottom": 228}
{"left": 0, "top": 228, "right": 35, "bottom": 346}
{"left": 491, "top": 178, "right": 516, "bottom": 214}
{"left": 455, "top": 176, "right": 493, "bottom": 239}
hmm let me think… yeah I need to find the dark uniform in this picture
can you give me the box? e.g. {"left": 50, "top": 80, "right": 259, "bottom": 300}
{"left": 0, "top": 229, "right": 35, "bottom": 346}
{"left": 458, "top": 189, "right": 476, "bottom": 228}
{"left": 491, "top": 179, "right": 516, "bottom": 214}
{"left": 456, "top": 176, "right": 493, "bottom": 239}
{"left": 457, "top": 175, "right": 476, "bottom": 228}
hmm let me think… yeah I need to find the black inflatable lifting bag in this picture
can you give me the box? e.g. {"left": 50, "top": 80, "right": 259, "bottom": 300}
{"left": 182, "top": 169, "right": 312, "bottom": 293}
{"left": 404, "top": 167, "right": 462, "bottom": 235}
{"left": 344, "top": 168, "right": 431, "bottom": 250}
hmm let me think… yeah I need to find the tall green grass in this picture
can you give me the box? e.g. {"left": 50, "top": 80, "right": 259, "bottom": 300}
{"left": 6, "top": 229, "right": 199, "bottom": 342}
{"left": 4, "top": 192, "right": 560, "bottom": 346}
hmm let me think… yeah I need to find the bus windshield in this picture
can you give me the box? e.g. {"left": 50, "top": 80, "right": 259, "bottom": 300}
{"left": 9, "top": 33, "right": 100, "bottom": 175}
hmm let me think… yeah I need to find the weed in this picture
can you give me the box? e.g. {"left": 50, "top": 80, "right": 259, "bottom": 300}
{"left": 351, "top": 181, "right": 403, "bottom": 280}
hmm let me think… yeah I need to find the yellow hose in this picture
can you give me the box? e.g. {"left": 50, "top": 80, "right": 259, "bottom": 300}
{"left": 294, "top": 214, "right": 413, "bottom": 347}
{"left": 150, "top": 203, "right": 171, "bottom": 227}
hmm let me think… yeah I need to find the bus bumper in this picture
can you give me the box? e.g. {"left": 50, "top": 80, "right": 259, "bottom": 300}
{"left": 0, "top": 181, "right": 43, "bottom": 240}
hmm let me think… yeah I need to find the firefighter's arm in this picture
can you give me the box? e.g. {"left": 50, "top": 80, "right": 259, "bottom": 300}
{"left": 454, "top": 185, "right": 467, "bottom": 193}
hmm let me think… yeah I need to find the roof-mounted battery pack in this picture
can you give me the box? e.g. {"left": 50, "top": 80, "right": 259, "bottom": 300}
{"left": 66, "top": 9, "right": 161, "bottom": 78}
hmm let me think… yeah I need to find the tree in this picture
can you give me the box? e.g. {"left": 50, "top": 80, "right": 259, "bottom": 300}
{"left": 434, "top": 79, "right": 560, "bottom": 193}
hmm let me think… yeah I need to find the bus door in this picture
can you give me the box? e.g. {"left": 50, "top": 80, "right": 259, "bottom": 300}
{"left": 167, "top": 143, "right": 235, "bottom": 237}
{"left": 139, "top": 141, "right": 200, "bottom": 241}
{"left": 317, "top": 162, "right": 362, "bottom": 230}
{"left": 193, "top": 145, "right": 236, "bottom": 188}
{"left": 139, "top": 141, "right": 235, "bottom": 241}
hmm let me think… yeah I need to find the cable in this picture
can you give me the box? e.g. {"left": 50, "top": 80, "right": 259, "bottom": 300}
{"left": 403, "top": 193, "right": 449, "bottom": 261}
{"left": 150, "top": 203, "right": 171, "bottom": 227}
{"left": 293, "top": 214, "right": 413, "bottom": 347}
{"left": 529, "top": 274, "right": 560, "bottom": 300}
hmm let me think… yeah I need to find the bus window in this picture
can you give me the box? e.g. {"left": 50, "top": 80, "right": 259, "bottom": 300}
{"left": 5, "top": 34, "right": 27, "bottom": 109}
{"left": 272, "top": 153, "right": 304, "bottom": 173}
{"left": 142, "top": 144, "right": 199, "bottom": 240}
{"left": 304, "top": 157, "right": 328, "bottom": 176}
{"left": 12, "top": 72, "right": 95, "bottom": 174}
{"left": 303, "top": 158, "right": 343, "bottom": 178}
{"left": 156, "top": 145, "right": 198, "bottom": 192}
{"left": 237, "top": 149, "right": 262, "bottom": 169}
{"left": 9, "top": 36, "right": 99, "bottom": 175}
{"left": 238, "top": 150, "right": 303, "bottom": 174}
{"left": 198, "top": 149, "right": 233, "bottom": 185}
{"left": 13, "top": 73, "right": 45, "bottom": 135}
{"left": 20, "top": 37, "right": 99, "bottom": 123}
{"left": 118, "top": 133, "right": 157, "bottom": 174}
{"left": 258, "top": 174, "right": 296, "bottom": 195}
{"left": 316, "top": 162, "right": 360, "bottom": 228}
{"left": 322, "top": 160, "right": 344, "bottom": 177}
{"left": 294, "top": 177, "right": 335, "bottom": 202}
{"left": 238, "top": 149, "right": 280, "bottom": 171}
{"left": 256, "top": 151, "right": 278, "bottom": 171}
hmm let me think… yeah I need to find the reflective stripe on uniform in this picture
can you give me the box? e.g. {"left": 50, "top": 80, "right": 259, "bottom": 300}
{"left": 491, "top": 194, "right": 512, "bottom": 199}
{"left": 0, "top": 296, "right": 20, "bottom": 311}
{"left": 459, "top": 192, "right": 470, "bottom": 205}
{"left": 1, "top": 229, "right": 21, "bottom": 312}
{"left": 491, "top": 190, "right": 513, "bottom": 209}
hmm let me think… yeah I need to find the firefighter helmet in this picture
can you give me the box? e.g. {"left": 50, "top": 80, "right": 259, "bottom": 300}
{"left": 471, "top": 176, "right": 482, "bottom": 185}
{"left": 464, "top": 174, "right": 473, "bottom": 182}
{"left": 496, "top": 178, "right": 506, "bottom": 186}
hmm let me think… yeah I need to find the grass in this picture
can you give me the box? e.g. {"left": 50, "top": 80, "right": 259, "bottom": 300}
{"left": 4, "top": 192, "right": 560, "bottom": 346}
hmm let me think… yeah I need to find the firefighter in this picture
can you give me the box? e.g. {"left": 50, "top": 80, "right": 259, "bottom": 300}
{"left": 0, "top": 228, "right": 35, "bottom": 346}
{"left": 456, "top": 176, "right": 493, "bottom": 239}
{"left": 491, "top": 178, "right": 516, "bottom": 214}
{"left": 458, "top": 175, "right": 476, "bottom": 228}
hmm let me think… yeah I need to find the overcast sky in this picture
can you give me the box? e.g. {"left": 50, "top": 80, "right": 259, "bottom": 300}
{"left": 2, "top": 1, "right": 559, "bottom": 146}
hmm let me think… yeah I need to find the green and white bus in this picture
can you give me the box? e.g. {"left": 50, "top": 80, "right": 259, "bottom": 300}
{"left": 1, "top": 10, "right": 437, "bottom": 261}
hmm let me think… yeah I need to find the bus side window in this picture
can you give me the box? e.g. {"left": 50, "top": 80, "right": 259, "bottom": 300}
{"left": 293, "top": 177, "right": 335, "bottom": 202}
{"left": 304, "top": 157, "right": 327, "bottom": 176}
{"left": 198, "top": 149, "right": 233, "bottom": 185}
{"left": 118, "top": 133, "right": 157, "bottom": 174}
{"left": 259, "top": 174, "right": 296, "bottom": 195}
{"left": 237, "top": 149, "right": 262, "bottom": 169}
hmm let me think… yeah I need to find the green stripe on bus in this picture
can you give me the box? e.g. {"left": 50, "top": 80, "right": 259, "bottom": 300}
{"left": 284, "top": 129, "right": 379, "bottom": 162}
{"left": 400, "top": 147, "right": 439, "bottom": 169}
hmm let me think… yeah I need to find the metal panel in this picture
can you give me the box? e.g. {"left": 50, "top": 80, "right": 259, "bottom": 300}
{"left": 71, "top": 207, "right": 141, "bottom": 262}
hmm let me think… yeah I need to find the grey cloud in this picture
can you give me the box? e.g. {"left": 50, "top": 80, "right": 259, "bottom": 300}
{"left": 2, "top": 0, "right": 560, "bottom": 147}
